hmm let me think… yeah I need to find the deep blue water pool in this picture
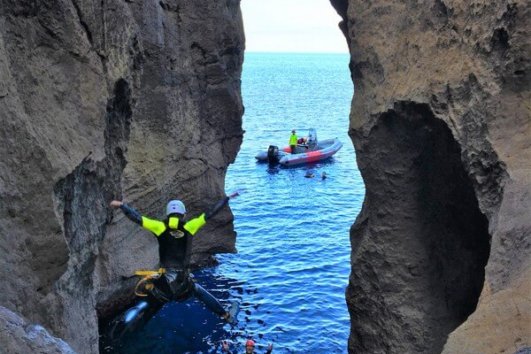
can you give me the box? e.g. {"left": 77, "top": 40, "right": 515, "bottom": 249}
{"left": 104, "top": 52, "right": 363, "bottom": 354}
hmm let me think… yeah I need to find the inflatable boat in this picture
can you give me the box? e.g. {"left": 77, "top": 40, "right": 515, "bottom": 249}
{"left": 255, "top": 129, "right": 342, "bottom": 166}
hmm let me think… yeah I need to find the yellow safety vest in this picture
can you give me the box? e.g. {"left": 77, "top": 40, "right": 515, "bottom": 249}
{"left": 289, "top": 134, "right": 298, "bottom": 145}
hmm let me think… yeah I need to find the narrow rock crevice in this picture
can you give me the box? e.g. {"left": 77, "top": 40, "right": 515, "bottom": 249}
{"left": 70, "top": 0, "right": 94, "bottom": 47}
{"left": 348, "top": 101, "right": 491, "bottom": 354}
{"left": 49, "top": 79, "right": 132, "bottom": 350}
{"left": 54, "top": 78, "right": 132, "bottom": 252}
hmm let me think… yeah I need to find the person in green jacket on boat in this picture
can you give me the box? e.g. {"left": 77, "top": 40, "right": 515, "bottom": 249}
{"left": 108, "top": 192, "right": 240, "bottom": 339}
{"left": 289, "top": 129, "right": 298, "bottom": 154}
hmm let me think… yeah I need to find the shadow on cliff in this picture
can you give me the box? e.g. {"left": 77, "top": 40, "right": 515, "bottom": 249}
{"left": 51, "top": 78, "right": 132, "bottom": 351}
{"left": 348, "top": 101, "right": 491, "bottom": 353}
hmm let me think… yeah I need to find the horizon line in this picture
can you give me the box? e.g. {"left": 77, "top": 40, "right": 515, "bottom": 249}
{"left": 244, "top": 50, "right": 350, "bottom": 55}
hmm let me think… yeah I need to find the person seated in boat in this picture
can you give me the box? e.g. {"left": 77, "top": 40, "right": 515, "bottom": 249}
{"left": 297, "top": 137, "right": 309, "bottom": 149}
{"left": 108, "top": 193, "right": 240, "bottom": 338}
{"left": 307, "top": 130, "right": 317, "bottom": 149}
{"left": 289, "top": 129, "right": 298, "bottom": 154}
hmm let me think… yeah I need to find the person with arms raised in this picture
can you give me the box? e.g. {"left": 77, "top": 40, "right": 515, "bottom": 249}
{"left": 108, "top": 192, "right": 240, "bottom": 338}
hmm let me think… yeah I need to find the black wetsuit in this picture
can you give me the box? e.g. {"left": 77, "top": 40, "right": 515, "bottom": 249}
{"left": 116, "top": 197, "right": 230, "bottom": 331}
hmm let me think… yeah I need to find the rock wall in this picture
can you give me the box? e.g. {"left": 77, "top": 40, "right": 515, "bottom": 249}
{"left": 0, "top": 1, "right": 244, "bottom": 353}
{"left": 0, "top": 306, "right": 77, "bottom": 354}
{"left": 331, "top": 0, "right": 530, "bottom": 353}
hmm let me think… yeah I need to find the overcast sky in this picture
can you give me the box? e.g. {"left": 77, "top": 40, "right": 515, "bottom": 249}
{"left": 240, "top": 0, "right": 348, "bottom": 53}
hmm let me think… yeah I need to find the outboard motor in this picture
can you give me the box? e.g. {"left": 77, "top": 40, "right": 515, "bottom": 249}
{"left": 267, "top": 145, "right": 279, "bottom": 165}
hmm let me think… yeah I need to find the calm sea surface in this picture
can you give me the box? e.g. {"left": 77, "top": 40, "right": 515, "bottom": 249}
{"left": 103, "top": 52, "right": 364, "bottom": 353}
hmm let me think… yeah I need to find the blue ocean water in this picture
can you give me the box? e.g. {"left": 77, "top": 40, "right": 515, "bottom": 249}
{"left": 102, "top": 53, "right": 363, "bottom": 353}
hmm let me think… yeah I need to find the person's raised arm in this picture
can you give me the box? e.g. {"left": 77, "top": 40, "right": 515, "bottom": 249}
{"left": 221, "top": 341, "right": 230, "bottom": 353}
{"left": 110, "top": 200, "right": 166, "bottom": 236}
{"left": 184, "top": 192, "right": 240, "bottom": 236}
{"left": 265, "top": 343, "right": 273, "bottom": 354}
{"left": 204, "top": 196, "right": 230, "bottom": 220}
{"left": 110, "top": 200, "right": 142, "bottom": 225}
{"left": 204, "top": 190, "right": 245, "bottom": 220}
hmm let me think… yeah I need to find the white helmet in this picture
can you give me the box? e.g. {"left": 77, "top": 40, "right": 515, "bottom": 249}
{"left": 166, "top": 200, "right": 186, "bottom": 216}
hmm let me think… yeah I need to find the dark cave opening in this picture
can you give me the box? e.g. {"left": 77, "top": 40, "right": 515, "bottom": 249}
{"left": 384, "top": 102, "right": 490, "bottom": 350}
{"left": 399, "top": 102, "right": 492, "bottom": 323}
{"left": 349, "top": 101, "right": 491, "bottom": 353}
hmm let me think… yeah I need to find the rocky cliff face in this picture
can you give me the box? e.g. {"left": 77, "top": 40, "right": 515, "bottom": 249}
{"left": 331, "top": 0, "right": 530, "bottom": 353}
{"left": 0, "top": 306, "right": 77, "bottom": 354}
{"left": 0, "top": 1, "right": 244, "bottom": 353}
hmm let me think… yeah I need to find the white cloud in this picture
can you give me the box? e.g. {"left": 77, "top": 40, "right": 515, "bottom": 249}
{"left": 241, "top": 0, "right": 348, "bottom": 53}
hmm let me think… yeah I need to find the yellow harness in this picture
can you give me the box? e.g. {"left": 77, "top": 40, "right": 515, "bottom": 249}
{"left": 134, "top": 268, "right": 166, "bottom": 297}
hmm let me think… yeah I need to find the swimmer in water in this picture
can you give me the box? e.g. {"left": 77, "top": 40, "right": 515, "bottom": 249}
{"left": 222, "top": 339, "right": 273, "bottom": 354}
